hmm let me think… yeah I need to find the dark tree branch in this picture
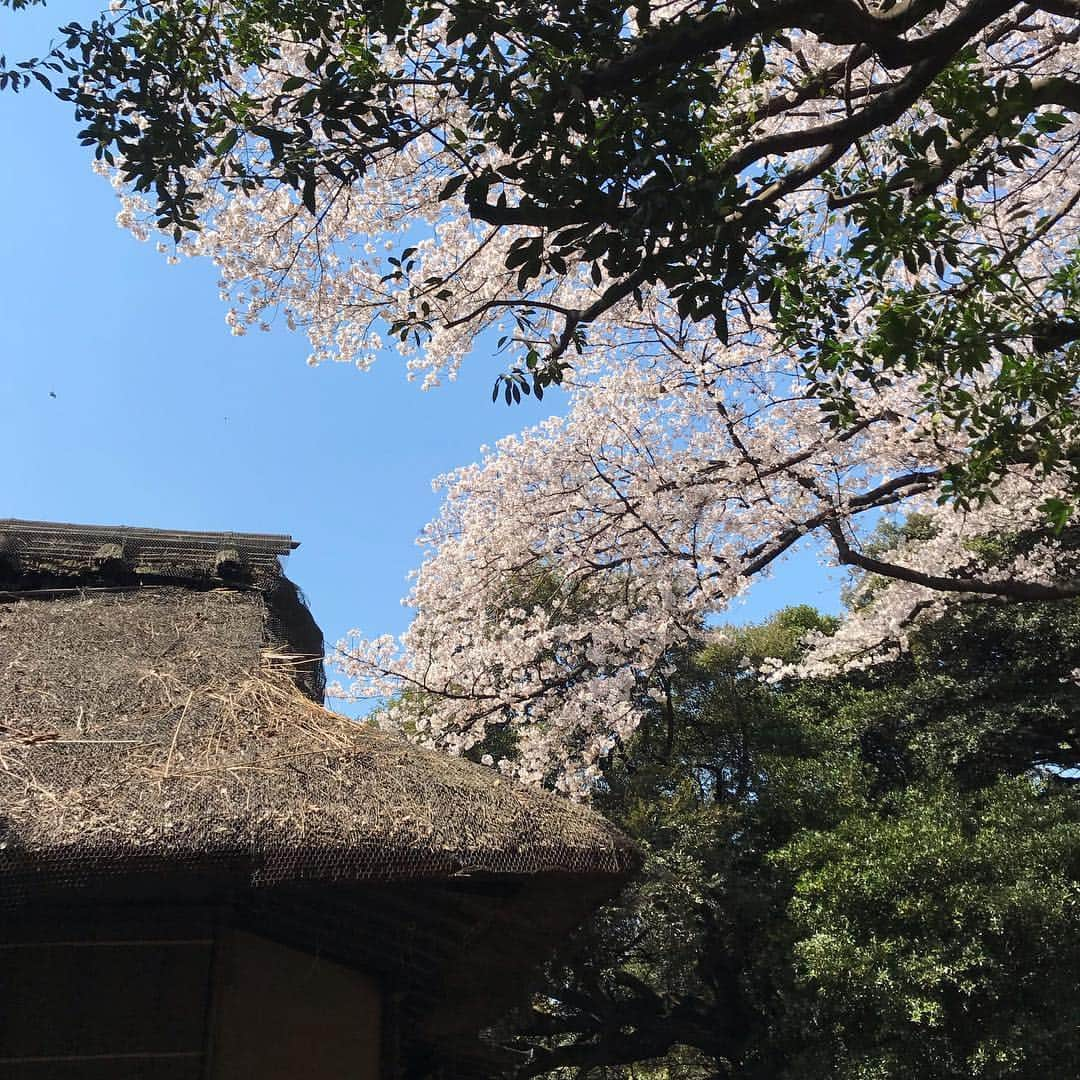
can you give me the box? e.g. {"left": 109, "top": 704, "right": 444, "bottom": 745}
{"left": 578, "top": 0, "right": 1020, "bottom": 96}
{"left": 827, "top": 520, "right": 1080, "bottom": 600}
{"left": 1031, "top": 0, "right": 1080, "bottom": 15}
{"left": 827, "top": 73, "right": 1080, "bottom": 209}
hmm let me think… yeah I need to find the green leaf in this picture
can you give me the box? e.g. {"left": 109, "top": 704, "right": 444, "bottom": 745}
{"left": 382, "top": 0, "right": 408, "bottom": 40}
{"left": 302, "top": 174, "right": 317, "bottom": 214}
{"left": 214, "top": 128, "right": 240, "bottom": 156}
{"left": 438, "top": 173, "right": 466, "bottom": 201}
{"left": 750, "top": 47, "right": 765, "bottom": 82}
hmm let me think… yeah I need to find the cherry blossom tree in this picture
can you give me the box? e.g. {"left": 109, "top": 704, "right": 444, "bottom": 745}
{"left": 330, "top": 314, "right": 1079, "bottom": 793}
{"left": 19, "top": 0, "right": 1080, "bottom": 787}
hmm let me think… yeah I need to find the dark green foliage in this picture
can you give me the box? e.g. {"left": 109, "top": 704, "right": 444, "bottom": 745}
{"left": 780, "top": 777, "right": 1080, "bottom": 1079}
{"left": 849, "top": 597, "right": 1080, "bottom": 788}
{"left": 494, "top": 601, "right": 1080, "bottom": 1077}
{"left": 5, "top": 1, "right": 1079, "bottom": 513}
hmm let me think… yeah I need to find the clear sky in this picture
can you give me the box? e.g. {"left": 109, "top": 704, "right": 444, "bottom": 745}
{"left": 1, "top": 4, "right": 842, "bottom": 707}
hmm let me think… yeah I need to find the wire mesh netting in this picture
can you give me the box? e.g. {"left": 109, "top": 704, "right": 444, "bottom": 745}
{"left": 0, "top": 586, "right": 635, "bottom": 893}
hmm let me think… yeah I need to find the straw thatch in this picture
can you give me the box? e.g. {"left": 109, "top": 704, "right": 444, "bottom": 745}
{"left": 0, "top": 584, "right": 635, "bottom": 890}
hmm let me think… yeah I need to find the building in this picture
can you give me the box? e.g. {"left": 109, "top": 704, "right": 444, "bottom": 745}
{"left": 0, "top": 519, "right": 637, "bottom": 1079}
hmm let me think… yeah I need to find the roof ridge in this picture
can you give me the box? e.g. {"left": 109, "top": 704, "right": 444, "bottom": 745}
{"left": 0, "top": 519, "right": 297, "bottom": 552}
{"left": 0, "top": 518, "right": 298, "bottom": 583}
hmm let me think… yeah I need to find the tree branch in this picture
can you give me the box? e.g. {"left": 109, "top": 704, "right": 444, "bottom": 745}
{"left": 827, "top": 521, "right": 1080, "bottom": 600}
{"left": 577, "top": 0, "right": 1019, "bottom": 96}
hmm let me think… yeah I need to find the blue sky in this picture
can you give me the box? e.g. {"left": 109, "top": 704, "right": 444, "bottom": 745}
{"left": 1, "top": 3, "right": 842, "bottom": 705}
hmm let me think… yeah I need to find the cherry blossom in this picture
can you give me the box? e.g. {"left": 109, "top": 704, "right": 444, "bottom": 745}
{"left": 94, "top": 1, "right": 1080, "bottom": 791}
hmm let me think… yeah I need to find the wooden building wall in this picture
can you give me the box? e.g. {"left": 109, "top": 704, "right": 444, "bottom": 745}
{"left": 1, "top": 906, "right": 382, "bottom": 1079}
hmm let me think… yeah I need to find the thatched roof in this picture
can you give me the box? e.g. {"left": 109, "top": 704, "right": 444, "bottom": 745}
{"left": 0, "top": 583, "right": 630, "bottom": 885}
{"left": 0, "top": 586, "right": 634, "bottom": 889}
{"left": 0, "top": 520, "right": 637, "bottom": 1073}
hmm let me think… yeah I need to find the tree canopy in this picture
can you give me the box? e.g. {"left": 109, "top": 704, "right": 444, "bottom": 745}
{"left": 5, "top": 0, "right": 1080, "bottom": 784}
{"left": 15, "top": 1, "right": 1080, "bottom": 492}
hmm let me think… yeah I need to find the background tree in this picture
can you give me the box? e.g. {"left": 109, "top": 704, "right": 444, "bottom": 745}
{"left": 482, "top": 596, "right": 1080, "bottom": 1078}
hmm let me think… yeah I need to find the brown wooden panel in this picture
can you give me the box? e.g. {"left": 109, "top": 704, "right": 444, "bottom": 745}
{"left": 1, "top": 931, "right": 213, "bottom": 1060}
{"left": 209, "top": 930, "right": 381, "bottom": 1079}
